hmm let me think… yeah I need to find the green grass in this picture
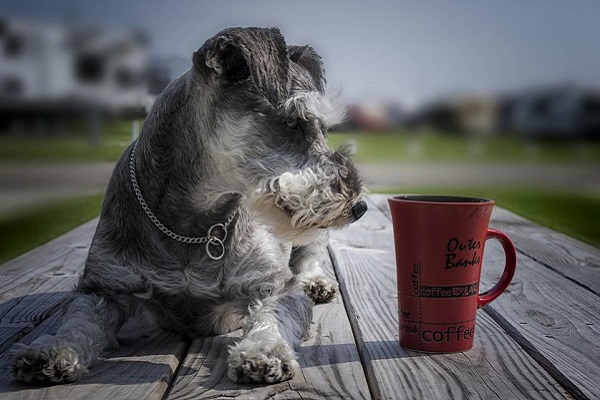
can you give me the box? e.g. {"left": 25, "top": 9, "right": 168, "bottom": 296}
{"left": 0, "top": 188, "right": 597, "bottom": 267}
{"left": 380, "top": 187, "right": 600, "bottom": 249}
{"left": 329, "top": 131, "right": 600, "bottom": 164}
{"left": 0, "top": 120, "right": 134, "bottom": 162}
{"left": 0, "top": 128, "right": 598, "bottom": 265}
{"left": 0, "top": 194, "right": 104, "bottom": 264}
{"left": 1, "top": 125, "right": 599, "bottom": 164}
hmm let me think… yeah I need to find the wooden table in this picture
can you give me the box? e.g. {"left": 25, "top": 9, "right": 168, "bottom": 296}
{"left": 0, "top": 194, "right": 598, "bottom": 399}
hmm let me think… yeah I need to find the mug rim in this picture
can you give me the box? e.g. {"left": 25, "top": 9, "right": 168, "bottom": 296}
{"left": 390, "top": 194, "right": 495, "bottom": 205}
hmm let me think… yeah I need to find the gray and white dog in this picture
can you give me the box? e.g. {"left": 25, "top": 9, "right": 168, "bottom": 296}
{"left": 10, "top": 27, "right": 366, "bottom": 385}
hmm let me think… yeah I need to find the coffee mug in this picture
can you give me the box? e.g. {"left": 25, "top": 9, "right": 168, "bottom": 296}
{"left": 388, "top": 195, "right": 517, "bottom": 353}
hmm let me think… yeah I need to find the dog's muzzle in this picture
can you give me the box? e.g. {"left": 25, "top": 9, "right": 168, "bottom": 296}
{"left": 351, "top": 200, "right": 368, "bottom": 221}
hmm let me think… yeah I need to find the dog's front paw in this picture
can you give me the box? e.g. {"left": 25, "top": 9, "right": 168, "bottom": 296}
{"left": 227, "top": 339, "right": 298, "bottom": 383}
{"left": 11, "top": 343, "right": 87, "bottom": 384}
{"left": 305, "top": 276, "right": 338, "bottom": 303}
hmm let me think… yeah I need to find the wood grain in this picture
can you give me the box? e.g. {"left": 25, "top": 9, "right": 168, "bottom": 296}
{"left": 166, "top": 253, "right": 371, "bottom": 400}
{"left": 370, "top": 194, "right": 600, "bottom": 400}
{"left": 0, "top": 218, "right": 188, "bottom": 400}
{"left": 0, "top": 220, "right": 97, "bottom": 356}
{"left": 0, "top": 312, "right": 187, "bottom": 400}
{"left": 329, "top": 197, "right": 574, "bottom": 400}
{"left": 479, "top": 237, "right": 600, "bottom": 400}
{"left": 486, "top": 207, "right": 600, "bottom": 294}
{"left": 1, "top": 195, "right": 597, "bottom": 399}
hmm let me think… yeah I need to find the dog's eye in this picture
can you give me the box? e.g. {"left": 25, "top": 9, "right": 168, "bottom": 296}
{"left": 287, "top": 118, "right": 301, "bottom": 130}
{"left": 287, "top": 118, "right": 305, "bottom": 134}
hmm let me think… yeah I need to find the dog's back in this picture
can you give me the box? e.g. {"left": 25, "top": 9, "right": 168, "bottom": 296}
{"left": 11, "top": 26, "right": 366, "bottom": 385}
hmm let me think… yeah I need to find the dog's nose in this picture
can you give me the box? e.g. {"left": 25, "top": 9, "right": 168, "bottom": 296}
{"left": 351, "top": 200, "right": 368, "bottom": 221}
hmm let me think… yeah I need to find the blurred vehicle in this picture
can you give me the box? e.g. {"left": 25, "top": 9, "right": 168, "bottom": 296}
{"left": 413, "top": 94, "right": 498, "bottom": 135}
{"left": 401, "top": 85, "right": 600, "bottom": 139}
{"left": 497, "top": 84, "right": 600, "bottom": 139}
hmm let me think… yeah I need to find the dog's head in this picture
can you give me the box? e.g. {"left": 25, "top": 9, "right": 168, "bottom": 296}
{"left": 192, "top": 27, "right": 366, "bottom": 243}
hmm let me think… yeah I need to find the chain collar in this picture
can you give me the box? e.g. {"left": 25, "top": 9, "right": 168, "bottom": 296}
{"left": 129, "top": 140, "right": 236, "bottom": 260}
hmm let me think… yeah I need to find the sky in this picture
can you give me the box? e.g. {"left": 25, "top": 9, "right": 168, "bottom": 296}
{"left": 2, "top": 0, "right": 600, "bottom": 109}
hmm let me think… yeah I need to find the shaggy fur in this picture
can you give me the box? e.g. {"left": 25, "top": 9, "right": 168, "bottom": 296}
{"left": 10, "top": 27, "right": 366, "bottom": 385}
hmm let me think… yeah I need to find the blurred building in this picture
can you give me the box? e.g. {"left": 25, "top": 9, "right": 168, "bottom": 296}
{"left": 0, "top": 15, "right": 155, "bottom": 131}
{"left": 340, "top": 101, "right": 405, "bottom": 132}
{"left": 413, "top": 94, "right": 498, "bottom": 135}
{"left": 409, "top": 85, "right": 600, "bottom": 139}
{"left": 496, "top": 84, "right": 600, "bottom": 139}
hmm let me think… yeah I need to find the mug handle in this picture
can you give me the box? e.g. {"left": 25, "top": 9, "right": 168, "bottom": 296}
{"left": 477, "top": 228, "right": 517, "bottom": 308}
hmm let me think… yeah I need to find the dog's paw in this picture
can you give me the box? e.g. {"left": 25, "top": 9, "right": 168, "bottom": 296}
{"left": 10, "top": 343, "right": 87, "bottom": 384}
{"left": 305, "top": 276, "right": 338, "bottom": 303}
{"left": 227, "top": 339, "right": 299, "bottom": 383}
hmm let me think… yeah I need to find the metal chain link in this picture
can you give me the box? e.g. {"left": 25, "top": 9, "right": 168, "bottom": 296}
{"left": 129, "top": 140, "right": 236, "bottom": 259}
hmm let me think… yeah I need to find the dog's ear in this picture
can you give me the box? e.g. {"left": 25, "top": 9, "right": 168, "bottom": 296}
{"left": 194, "top": 27, "right": 290, "bottom": 106}
{"left": 288, "top": 45, "right": 326, "bottom": 93}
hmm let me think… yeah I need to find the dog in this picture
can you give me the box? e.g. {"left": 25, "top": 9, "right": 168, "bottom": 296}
{"left": 10, "top": 27, "right": 367, "bottom": 385}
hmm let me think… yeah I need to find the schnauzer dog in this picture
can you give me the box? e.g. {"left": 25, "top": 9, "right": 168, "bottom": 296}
{"left": 10, "top": 27, "right": 366, "bottom": 384}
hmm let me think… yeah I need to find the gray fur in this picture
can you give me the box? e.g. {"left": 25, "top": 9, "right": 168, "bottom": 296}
{"left": 10, "top": 27, "right": 366, "bottom": 385}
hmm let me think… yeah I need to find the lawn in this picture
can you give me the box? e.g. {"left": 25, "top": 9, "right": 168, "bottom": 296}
{"left": 380, "top": 187, "right": 600, "bottom": 249}
{"left": 0, "top": 120, "right": 135, "bottom": 162}
{"left": 0, "top": 188, "right": 598, "bottom": 266}
{"left": 1, "top": 123, "right": 599, "bottom": 164}
{"left": 0, "top": 194, "right": 104, "bottom": 265}
{"left": 328, "top": 131, "right": 600, "bottom": 164}
{"left": 0, "top": 126, "right": 598, "bottom": 265}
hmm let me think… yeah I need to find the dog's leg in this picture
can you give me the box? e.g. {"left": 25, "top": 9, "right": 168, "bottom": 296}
{"left": 10, "top": 293, "right": 134, "bottom": 384}
{"left": 289, "top": 242, "right": 338, "bottom": 303}
{"left": 227, "top": 287, "right": 312, "bottom": 383}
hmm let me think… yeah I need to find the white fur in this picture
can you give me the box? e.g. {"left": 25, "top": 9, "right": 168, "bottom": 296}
{"left": 273, "top": 168, "right": 350, "bottom": 229}
{"left": 284, "top": 91, "right": 346, "bottom": 128}
{"left": 10, "top": 29, "right": 364, "bottom": 386}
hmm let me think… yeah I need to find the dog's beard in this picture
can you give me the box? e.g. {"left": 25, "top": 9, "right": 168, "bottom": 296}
{"left": 273, "top": 169, "right": 351, "bottom": 228}
{"left": 245, "top": 168, "right": 354, "bottom": 245}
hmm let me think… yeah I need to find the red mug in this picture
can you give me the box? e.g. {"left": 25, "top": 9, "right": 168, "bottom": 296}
{"left": 388, "top": 195, "right": 517, "bottom": 353}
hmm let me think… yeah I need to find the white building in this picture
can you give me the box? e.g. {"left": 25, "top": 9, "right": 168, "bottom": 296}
{"left": 0, "top": 15, "right": 152, "bottom": 118}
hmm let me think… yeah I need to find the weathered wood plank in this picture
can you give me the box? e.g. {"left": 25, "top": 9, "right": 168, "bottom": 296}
{"left": 486, "top": 207, "right": 600, "bottom": 294}
{"left": 2, "top": 193, "right": 596, "bottom": 399}
{"left": 369, "top": 194, "right": 600, "bottom": 294}
{"left": 479, "top": 238, "right": 600, "bottom": 400}
{"left": 0, "top": 218, "right": 189, "bottom": 400}
{"left": 329, "top": 197, "right": 573, "bottom": 400}
{"left": 369, "top": 194, "right": 600, "bottom": 399}
{"left": 166, "top": 252, "right": 371, "bottom": 400}
{"left": 0, "top": 291, "right": 70, "bottom": 354}
{"left": 0, "top": 220, "right": 96, "bottom": 357}
{"left": 0, "top": 218, "right": 97, "bottom": 285}
{"left": 0, "top": 326, "right": 30, "bottom": 355}
{"left": 0, "top": 219, "right": 97, "bottom": 321}
{"left": 0, "top": 312, "right": 187, "bottom": 400}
